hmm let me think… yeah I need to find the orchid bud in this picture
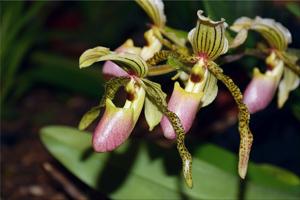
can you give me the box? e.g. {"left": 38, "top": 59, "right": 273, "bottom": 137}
{"left": 93, "top": 81, "right": 145, "bottom": 152}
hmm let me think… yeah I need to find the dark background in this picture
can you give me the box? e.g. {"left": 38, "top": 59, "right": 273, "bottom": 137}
{"left": 1, "top": 1, "right": 300, "bottom": 199}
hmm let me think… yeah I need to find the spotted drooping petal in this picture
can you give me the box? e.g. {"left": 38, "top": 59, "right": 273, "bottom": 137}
{"left": 188, "top": 10, "right": 228, "bottom": 60}
{"left": 93, "top": 84, "right": 145, "bottom": 152}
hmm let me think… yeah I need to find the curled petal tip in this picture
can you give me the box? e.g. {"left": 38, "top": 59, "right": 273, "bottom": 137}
{"left": 239, "top": 166, "right": 247, "bottom": 179}
{"left": 160, "top": 82, "right": 202, "bottom": 139}
{"left": 238, "top": 131, "right": 253, "bottom": 179}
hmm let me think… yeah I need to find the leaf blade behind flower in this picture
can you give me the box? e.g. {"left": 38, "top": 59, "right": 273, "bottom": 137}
{"left": 40, "top": 126, "right": 300, "bottom": 199}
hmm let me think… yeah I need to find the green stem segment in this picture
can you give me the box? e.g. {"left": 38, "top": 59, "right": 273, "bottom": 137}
{"left": 146, "top": 50, "right": 196, "bottom": 66}
{"left": 208, "top": 62, "right": 253, "bottom": 179}
{"left": 148, "top": 64, "right": 176, "bottom": 76}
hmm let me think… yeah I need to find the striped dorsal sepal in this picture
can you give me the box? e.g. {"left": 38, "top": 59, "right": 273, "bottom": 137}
{"left": 188, "top": 10, "right": 229, "bottom": 61}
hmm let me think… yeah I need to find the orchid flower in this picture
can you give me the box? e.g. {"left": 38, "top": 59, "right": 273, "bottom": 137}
{"left": 147, "top": 10, "right": 253, "bottom": 179}
{"left": 231, "top": 17, "right": 300, "bottom": 113}
{"left": 103, "top": 0, "right": 166, "bottom": 79}
{"left": 78, "top": 46, "right": 193, "bottom": 188}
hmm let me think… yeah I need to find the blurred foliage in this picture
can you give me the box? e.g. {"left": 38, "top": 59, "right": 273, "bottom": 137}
{"left": 0, "top": 1, "right": 46, "bottom": 105}
{"left": 40, "top": 126, "right": 300, "bottom": 199}
{"left": 286, "top": 2, "right": 300, "bottom": 18}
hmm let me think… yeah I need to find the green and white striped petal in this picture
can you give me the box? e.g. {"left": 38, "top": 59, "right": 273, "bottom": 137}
{"left": 80, "top": 46, "right": 148, "bottom": 77}
{"left": 135, "top": 0, "right": 166, "bottom": 28}
{"left": 230, "top": 17, "right": 253, "bottom": 32}
{"left": 188, "top": 10, "right": 228, "bottom": 61}
{"left": 200, "top": 70, "right": 218, "bottom": 107}
{"left": 79, "top": 46, "right": 110, "bottom": 68}
{"left": 251, "top": 17, "right": 291, "bottom": 51}
{"left": 144, "top": 97, "right": 163, "bottom": 131}
{"left": 231, "top": 17, "right": 292, "bottom": 51}
{"left": 98, "top": 52, "right": 148, "bottom": 77}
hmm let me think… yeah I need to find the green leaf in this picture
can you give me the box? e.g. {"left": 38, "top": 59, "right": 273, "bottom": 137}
{"left": 196, "top": 144, "right": 300, "bottom": 195}
{"left": 28, "top": 52, "right": 104, "bottom": 97}
{"left": 40, "top": 126, "right": 300, "bottom": 199}
{"left": 286, "top": 2, "right": 300, "bottom": 17}
{"left": 144, "top": 97, "right": 163, "bottom": 131}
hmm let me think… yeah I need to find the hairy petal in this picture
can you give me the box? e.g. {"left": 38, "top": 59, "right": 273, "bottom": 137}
{"left": 142, "top": 79, "right": 193, "bottom": 188}
{"left": 208, "top": 62, "right": 253, "bottom": 179}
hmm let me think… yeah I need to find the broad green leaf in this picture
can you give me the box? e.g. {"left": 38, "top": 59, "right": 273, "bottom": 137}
{"left": 196, "top": 144, "right": 300, "bottom": 195}
{"left": 40, "top": 126, "right": 300, "bottom": 199}
{"left": 28, "top": 52, "right": 104, "bottom": 97}
{"left": 144, "top": 97, "right": 163, "bottom": 131}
